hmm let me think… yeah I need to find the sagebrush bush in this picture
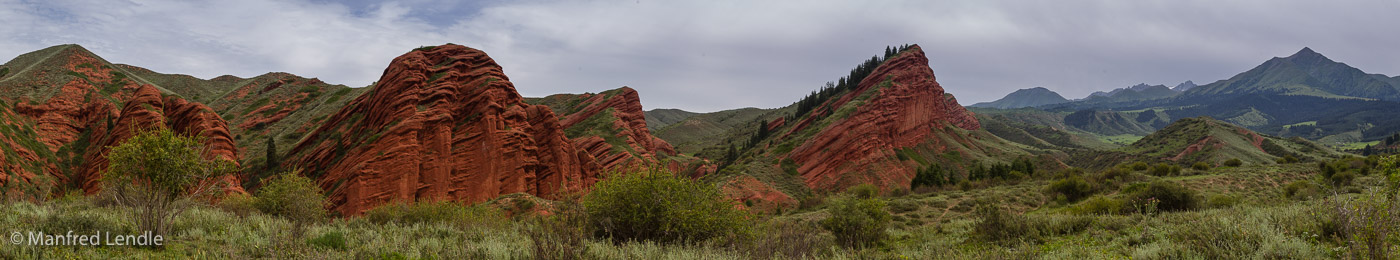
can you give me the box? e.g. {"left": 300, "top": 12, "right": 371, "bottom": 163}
{"left": 1074, "top": 195, "right": 1126, "bottom": 215}
{"left": 1224, "top": 158, "right": 1243, "bottom": 167}
{"left": 1047, "top": 176, "right": 1094, "bottom": 202}
{"left": 1191, "top": 162, "right": 1210, "bottom": 171}
{"left": 745, "top": 220, "right": 834, "bottom": 259}
{"left": 820, "top": 195, "right": 889, "bottom": 249}
{"left": 254, "top": 171, "right": 327, "bottom": 224}
{"left": 583, "top": 167, "right": 750, "bottom": 244}
{"left": 972, "top": 204, "right": 1032, "bottom": 243}
{"left": 1329, "top": 188, "right": 1400, "bottom": 260}
{"left": 1283, "top": 180, "right": 1323, "bottom": 200}
{"left": 1123, "top": 181, "right": 1199, "bottom": 212}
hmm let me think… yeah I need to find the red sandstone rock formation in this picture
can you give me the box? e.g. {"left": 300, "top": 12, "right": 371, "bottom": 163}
{"left": 785, "top": 45, "right": 980, "bottom": 192}
{"left": 286, "top": 44, "right": 599, "bottom": 215}
{"left": 1, "top": 47, "right": 243, "bottom": 196}
{"left": 552, "top": 87, "right": 676, "bottom": 169}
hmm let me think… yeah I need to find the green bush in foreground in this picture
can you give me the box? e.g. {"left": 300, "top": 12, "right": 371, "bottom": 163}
{"left": 254, "top": 170, "right": 326, "bottom": 224}
{"left": 584, "top": 167, "right": 750, "bottom": 244}
{"left": 820, "top": 193, "right": 889, "bottom": 249}
{"left": 1224, "top": 158, "right": 1244, "bottom": 167}
{"left": 102, "top": 127, "right": 236, "bottom": 240}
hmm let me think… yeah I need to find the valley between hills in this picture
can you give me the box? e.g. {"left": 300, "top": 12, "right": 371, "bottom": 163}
{"left": 3, "top": 42, "right": 1400, "bottom": 258}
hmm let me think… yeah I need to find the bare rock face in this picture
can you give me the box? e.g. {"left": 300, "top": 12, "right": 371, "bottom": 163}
{"left": 287, "top": 44, "right": 599, "bottom": 215}
{"left": 786, "top": 45, "right": 980, "bottom": 192}
{"left": 1, "top": 47, "right": 243, "bottom": 197}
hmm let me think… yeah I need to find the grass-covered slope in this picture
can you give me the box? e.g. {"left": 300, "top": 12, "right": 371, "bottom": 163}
{"left": 643, "top": 108, "right": 699, "bottom": 130}
{"left": 653, "top": 107, "right": 778, "bottom": 155}
{"left": 1123, "top": 117, "right": 1344, "bottom": 165}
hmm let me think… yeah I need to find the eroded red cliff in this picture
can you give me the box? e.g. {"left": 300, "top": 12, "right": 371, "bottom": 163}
{"left": 2, "top": 47, "right": 244, "bottom": 196}
{"left": 287, "top": 44, "right": 600, "bottom": 215}
{"left": 786, "top": 45, "right": 980, "bottom": 192}
{"left": 550, "top": 87, "right": 676, "bottom": 169}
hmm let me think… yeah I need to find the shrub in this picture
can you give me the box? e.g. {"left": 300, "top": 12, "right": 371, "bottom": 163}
{"left": 1191, "top": 162, "right": 1211, "bottom": 171}
{"left": 102, "top": 127, "right": 236, "bottom": 240}
{"left": 1046, "top": 176, "right": 1094, "bottom": 202}
{"left": 1073, "top": 195, "right": 1125, "bottom": 215}
{"left": 1123, "top": 181, "right": 1199, "bottom": 212}
{"left": 583, "top": 167, "right": 750, "bottom": 244}
{"left": 217, "top": 193, "right": 259, "bottom": 217}
{"left": 526, "top": 193, "right": 587, "bottom": 260}
{"left": 1223, "top": 158, "right": 1243, "bottom": 167}
{"left": 1283, "top": 180, "right": 1323, "bottom": 200}
{"left": 972, "top": 204, "right": 1031, "bottom": 243}
{"left": 307, "top": 231, "right": 347, "bottom": 250}
{"left": 1328, "top": 188, "right": 1400, "bottom": 260}
{"left": 745, "top": 220, "right": 834, "bottom": 259}
{"left": 846, "top": 183, "right": 880, "bottom": 199}
{"left": 254, "top": 171, "right": 327, "bottom": 225}
{"left": 820, "top": 195, "right": 889, "bottom": 248}
{"left": 1330, "top": 171, "right": 1356, "bottom": 187}
{"left": 1145, "top": 163, "right": 1183, "bottom": 176}
{"left": 1130, "top": 162, "right": 1150, "bottom": 171}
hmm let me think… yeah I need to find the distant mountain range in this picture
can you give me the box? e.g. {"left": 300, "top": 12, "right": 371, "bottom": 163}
{"left": 984, "top": 47, "right": 1400, "bottom": 144}
{"left": 968, "top": 87, "right": 1068, "bottom": 109}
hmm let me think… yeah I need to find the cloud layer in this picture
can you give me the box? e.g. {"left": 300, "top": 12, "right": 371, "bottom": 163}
{"left": 2, "top": 0, "right": 1397, "bottom": 112}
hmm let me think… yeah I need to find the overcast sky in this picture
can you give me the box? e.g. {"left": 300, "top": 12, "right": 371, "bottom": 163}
{"left": 2, "top": 0, "right": 1397, "bottom": 112}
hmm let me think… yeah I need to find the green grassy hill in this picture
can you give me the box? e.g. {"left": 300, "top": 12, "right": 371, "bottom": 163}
{"left": 653, "top": 107, "right": 778, "bottom": 155}
{"left": 643, "top": 108, "right": 699, "bottom": 130}
{"left": 1123, "top": 117, "right": 1344, "bottom": 165}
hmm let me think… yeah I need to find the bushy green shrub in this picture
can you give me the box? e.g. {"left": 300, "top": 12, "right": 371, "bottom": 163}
{"left": 583, "top": 168, "right": 750, "bottom": 244}
{"left": 846, "top": 183, "right": 880, "bottom": 199}
{"left": 254, "top": 171, "right": 327, "bottom": 224}
{"left": 1130, "top": 162, "right": 1150, "bottom": 171}
{"left": 1047, "top": 176, "right": 1095, "bottom": 202}
{"left": 1073, "top": 195, "right": 1125, "bottom": 215}
{"left": 1149, "top": 163, "right": 1181, "bottom": 176}
{"left": 1224, "top": 158, "right": 1243, "bottom": 167}
{"left": 102, "top": 127, "right": 235, "bottom": 239}
{"left": 1283, "top": 180, "right": 1323, "bottom": 200}
{"left": 1191, "top": 162, "right": 1211, "bottom": 171}
{"left": 972, "top": 204, "right": 1030, "bottom": 243}
{"left": 820, "top": 195, "right": 889, "bottom": 249}
{"left": 1123, "top": 181, "right": 1199, "bottom": 212}
{"left": 1330, "top": 171, "right": 1355, "bottom": 187}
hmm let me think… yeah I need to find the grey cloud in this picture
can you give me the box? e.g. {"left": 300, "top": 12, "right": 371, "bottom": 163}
{"left": 2, "top": 0, "right": 1397, "bottom": 112}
